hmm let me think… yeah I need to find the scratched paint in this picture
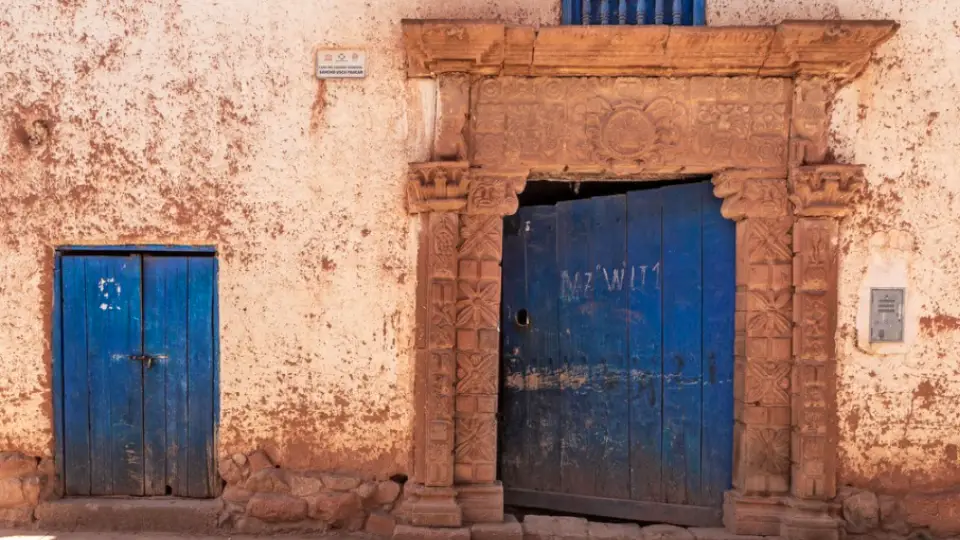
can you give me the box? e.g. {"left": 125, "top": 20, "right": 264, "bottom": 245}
{"left": 710, "top": 2, "right": 960, "bottom": 493}
{"left": 0, "top": 0, "right": 560, "bottom": 477}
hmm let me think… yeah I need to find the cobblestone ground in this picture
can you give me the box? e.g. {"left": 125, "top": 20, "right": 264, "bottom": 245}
{"left": 0, "top": 532, "right": 373, "bottom": 539}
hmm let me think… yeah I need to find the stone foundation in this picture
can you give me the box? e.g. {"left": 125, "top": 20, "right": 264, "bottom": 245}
{"left": 837, "top": 486, "right": 960, "bottom": 539}
{"left": 217, "top": 448, "right": 403, "bottom": 535}
{"left": 0, "top": 452, "right": 56, "bottom": 526}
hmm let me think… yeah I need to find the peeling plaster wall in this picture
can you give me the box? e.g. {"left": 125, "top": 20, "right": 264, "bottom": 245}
{"left": 0, "top": 1, "right": 558, "bottom": 477}
{"left": 712, "top": 2, "right": 960, "bottom": 493}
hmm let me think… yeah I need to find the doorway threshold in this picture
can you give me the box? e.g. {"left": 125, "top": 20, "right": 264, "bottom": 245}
{"left": 35, "top": 497, "right": 219, "bottom": 534}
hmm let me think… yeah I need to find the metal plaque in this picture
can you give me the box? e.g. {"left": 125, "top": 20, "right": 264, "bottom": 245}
{"left": 316, "top": 49, "right": 366, "bottom": 79}
{"left": 870, "top": 288, "right": 904, "bottom": 343}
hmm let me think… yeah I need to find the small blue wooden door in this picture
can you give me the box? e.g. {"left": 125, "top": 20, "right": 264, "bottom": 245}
{"left": 500, "top": 181, "right": 734, "bottom": 525}
{"left": 59, "top": 253, "right": 217, "bottom": 497}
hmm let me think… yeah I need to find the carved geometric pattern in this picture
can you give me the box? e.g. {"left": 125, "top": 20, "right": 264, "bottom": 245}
{"left": 744, "top": 218, "right": 792, "bottom": 264}
{"left": 429, "top": 281, "right": 456, "bottom": 349}
{"left": 746, "top": 290, "right": 792, "bottom": 338}
{"left": 454, "top": 414, "right": 497, "bottom": 463}
{"left": 456, "top": 353, "right": 498, "bottom": 395}
{"left": 430, "top": 213, "right": 460, "bottom": 278}
{"left": 745, "top": 427, "right": 790, "bottom": 475}
{"left": 460, "top": 215, "right": 502, "bottom": 260}
{"left": 456, "top": 281, "right": 500, "bottom": 328}
{"left": 471, "top": 77, "right": 791, "bottom": 173}
{"left": 744, "top": 362, "right": 791, "bottom": 406}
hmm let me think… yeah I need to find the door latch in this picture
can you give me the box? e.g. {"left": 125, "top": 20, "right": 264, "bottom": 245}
{"left": 129, "top": 354, "right": 167, "bottom": 369}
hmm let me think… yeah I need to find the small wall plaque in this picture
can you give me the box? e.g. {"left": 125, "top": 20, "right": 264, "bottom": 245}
{"left": 870, "top": 288, "right": 905, "bottom": 343}
{"left": 316, "top": 49, "right": 366, "bottom": 79}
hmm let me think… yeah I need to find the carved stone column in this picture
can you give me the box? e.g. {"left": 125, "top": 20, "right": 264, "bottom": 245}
{"left": 408, "top": 162, "right": 470, "bottom": 528}
{"left": 713, "top": 171, "right": 794, "bottom": 536}
{"left": 407, "top": 163, "right": 525, "bottom": 528}
{"left": 781, "top": 164, "right": 865, "bottom": 540}
{"left": 454, "top": 171, "right": 524, "bottom": 524}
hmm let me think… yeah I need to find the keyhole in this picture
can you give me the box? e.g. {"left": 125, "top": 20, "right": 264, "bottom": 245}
{"left": 515, "top": 309, "right": 531, "bottom": 327}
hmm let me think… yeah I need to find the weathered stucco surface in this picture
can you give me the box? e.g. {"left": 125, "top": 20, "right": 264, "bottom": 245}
{"left": 712, "top": 2, "right": 960, "bottom": 493}
{"left": 0, "top": 0, "right": 558, "bottom": 477}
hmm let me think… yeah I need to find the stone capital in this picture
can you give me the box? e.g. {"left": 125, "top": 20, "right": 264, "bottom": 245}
{"left": 712, "top": 170, "right": 790, "bottom": 221}
{"left": 789, "top": 164, "right": 866, "bottom": 217}
{"left": 407, "top": 162, "right": 471, "bottom": 214}
{"left": 407, "top": 163, "right": 527, "bottom": 216}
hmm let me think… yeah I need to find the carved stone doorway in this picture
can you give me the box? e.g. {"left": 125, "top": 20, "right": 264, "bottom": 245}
{"left": 400, "top": 19, "right": 898, "bottom": 540}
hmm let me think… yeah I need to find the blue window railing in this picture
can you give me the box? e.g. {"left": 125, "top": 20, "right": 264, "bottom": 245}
{"left": 561, "top": 0, "right": 706, "bottom": 26}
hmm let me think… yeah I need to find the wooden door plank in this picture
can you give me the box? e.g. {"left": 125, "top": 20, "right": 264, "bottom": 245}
{"left": 61, "top": 256, "right": 92, "bottom": 496}
{"left": 500, "top": 212, "right": 529, "bottom": 489}
{"left": 588, "top": 194, "right": 630, "bottom": 499}
{"left": 661, "top": 184, "right": 704, "bottom": 505}
{"left": 557, "top": 198, "right": 595, "bottom": 496}
{"left": 700, "top": 184, "right": 735, "bottom": 507}
{"left": 524, "top": 205, "right": 562, "bottom": 493}
{"left": 143, "top": 256, "right": 189, "bottom": 496}
{"left": 625, "top": 188, "right": 664, "bottom": 502}
{"left": 186, "top": 257, "right": 216, "bottom": 497}
{"left": 84, "top": 255, "right": 144, "bottom": 495}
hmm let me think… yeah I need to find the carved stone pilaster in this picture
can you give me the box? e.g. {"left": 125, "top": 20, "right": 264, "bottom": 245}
{"left": 789, "top": 79, "right": 835, "bottom": 166}
{"left": 713, "top": 173, "right": 793, "bottom": 535}
{"left": 789, "top": 164, "right": 866, "bottom": 217}
{"left": 453, "top": 172, "right": 523, "bottom": 524}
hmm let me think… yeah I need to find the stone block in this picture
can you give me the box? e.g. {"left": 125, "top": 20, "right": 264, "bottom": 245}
{"left": 588, "top": 522, "right": 641, "bottom": 540}
{"left": 218, "top": 458, "right": 246, "bottom": 485}
{"left": 246, "top": 450, "right": 273, "bottom": 474}
{"left": 878, "top": 495, "right": 909, "bottom": 535}
{"left": 306, "top": 490, "right": 362, "bottom": 525}
{"left": 641, "top": 525, "right": 695, "bottom": 540}
{"left": 474, "top": 514, "right": 523, "bottom": 540}
{"left": 367, "top": 510, "right": 398, "bottom": 537}
{"left": 357, "top": 481, "right": 378, "bottom": 501}
{"left": 323, "top": 473, "right": 362, "bottom": 491}
{"left": 843, "top": 490, "right": 879, "bottom": 533}
{"left": 904, "top": 491, "right": 960, "bottom": 536}
{"left": 0, "top": 453, "right": 37, "bottom": 479}
{"left": 288, "top": 472, "right": 325, "bottom": 497}
{"left": 394, "top": 524, "right": 471, "bottom": 540}
{"left": 21, "top": 474, "right": 42, "bottom": 506}
{"left": 688, "top": 527, "right": 763, "bottom": 540}
{"left": 0, "top": 477, "right": 25, "bottom": 507}
{"left": 222, "top": 485, "right": 253, "bottom": 504}
{"left": 0, "top": 507, "right": 33, "bottom": 525}
{"left": 246, "top": 492, "right": 307, "bottom": 522}
{"left": 376, "top": 480, "right": 403, "bottom": 505}
{"left": 523, "top": 515, "right": 589, "bottom": 540}
{"left": 244, "top": 468, "right": 290, "bottom": 493}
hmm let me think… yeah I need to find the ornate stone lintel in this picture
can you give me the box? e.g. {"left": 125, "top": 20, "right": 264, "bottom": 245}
{"left": 403, "top": 20, "right": 898, "bottom": 79}
{"left": 408, "top": 162, "right": 471, "bottom": 214}
{"left": 713, "top": 170, "right": 790, "bottom": 221}
{"left": 789, "top": 164, "right": 866, "bottom": 217}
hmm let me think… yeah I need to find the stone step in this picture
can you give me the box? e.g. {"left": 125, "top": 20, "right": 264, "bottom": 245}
{"left": 35, "top": 497, "right": 220, "bottom": 534}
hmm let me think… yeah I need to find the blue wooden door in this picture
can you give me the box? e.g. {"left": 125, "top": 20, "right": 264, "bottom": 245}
{"left": 500, "top": 181, "right": 734, "bottom": 525}
{"left": 59, "top": 253, "right": 217, "bottom": 497}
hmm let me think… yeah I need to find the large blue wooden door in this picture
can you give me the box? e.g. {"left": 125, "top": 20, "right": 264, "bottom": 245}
{"left": 59, "top": 252, "right": 217, "bottom": 497}
{"left": 500, "top": 181, "right": 734, "bottom": 525}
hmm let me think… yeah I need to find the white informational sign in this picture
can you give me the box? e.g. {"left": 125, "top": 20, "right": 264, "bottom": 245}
{"left": 316, "top": 49, "right": 366, "bottom": 79}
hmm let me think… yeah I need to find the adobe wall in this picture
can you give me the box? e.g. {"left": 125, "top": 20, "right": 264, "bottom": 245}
{"left": 0, "top": 0, "right": 558, "bottom": 479}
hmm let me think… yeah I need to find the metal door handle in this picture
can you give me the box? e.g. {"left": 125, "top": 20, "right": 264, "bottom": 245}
{"left": 129, "top": 354, "right": 167, "bottom": 369}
